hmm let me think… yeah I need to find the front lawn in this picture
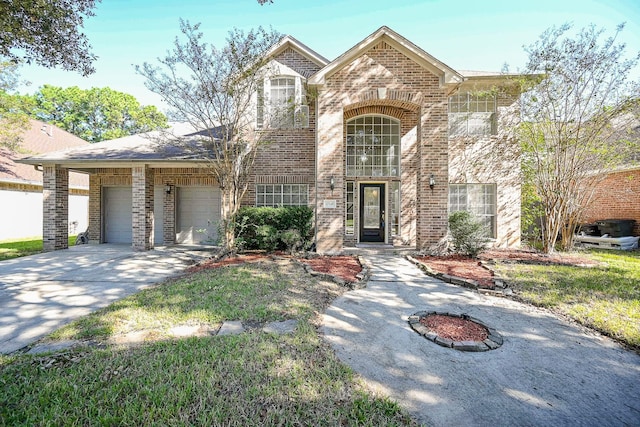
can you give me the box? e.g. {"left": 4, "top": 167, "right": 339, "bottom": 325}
{"left": 492, "top": 249, "right": 640, "bottom": 349}
{"left": 0, "top": 259, "right": 417, "bottom": 426}
{"left": 0, "top": 236, "right": 77, "bottom": 261}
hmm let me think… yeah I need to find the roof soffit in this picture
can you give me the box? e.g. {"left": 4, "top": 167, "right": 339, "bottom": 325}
{"left": 308, "top": 26, "right": 464, "bottom": 87}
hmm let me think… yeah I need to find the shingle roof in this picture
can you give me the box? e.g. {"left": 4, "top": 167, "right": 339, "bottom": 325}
{"left": 16, "top": 123, "right": 220, "bottom": 167}
{"left": 1, "top": 120, "right": 89, "bottom": 188}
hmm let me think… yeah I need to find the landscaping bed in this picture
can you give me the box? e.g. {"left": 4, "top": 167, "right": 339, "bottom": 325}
{"left": 416, "top": 248, "right": 639, "bottom": 351}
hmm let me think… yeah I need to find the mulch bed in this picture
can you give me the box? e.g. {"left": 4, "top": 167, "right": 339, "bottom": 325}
{"left": 479, "top": 248, "right": 598, "bottom": 267}
{"left": 186, "top": 253, "right": 363, "bottom": 284}
{"left": 415, "top": 254, "right": 494, "bottom": 288}
{"left": 421, "top": 314, "right": 488, "bottom": 342}
{"left": 415, "top": 248, "right": 599, "bottom": 289}
{"left": 298, "top": 256, "right": 362, "bottom": 283}
{"left": 186, "top": 254, "right": 271, "bottom": 274}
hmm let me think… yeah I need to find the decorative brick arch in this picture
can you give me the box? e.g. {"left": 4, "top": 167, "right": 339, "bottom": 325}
{"left": 343, "top": 103, "right": 417, "bottom": 122}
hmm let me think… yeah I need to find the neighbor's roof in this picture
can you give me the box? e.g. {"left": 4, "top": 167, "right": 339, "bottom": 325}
{"left": 308, "top": 26, "right": 464, "bottom": 87}
{"left": 1, "top": 120, "right": 90, "bottom": 188}
{"left": 16, "top": 122, "right": 220, "bottom": 171}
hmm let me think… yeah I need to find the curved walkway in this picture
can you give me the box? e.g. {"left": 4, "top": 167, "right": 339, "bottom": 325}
{"left": 321, "top": 254, "right": 640, "bottom": 426}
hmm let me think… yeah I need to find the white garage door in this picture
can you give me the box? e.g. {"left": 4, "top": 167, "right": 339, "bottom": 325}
{"left": 154, "top": 186, "right": 164, "bottom": 245}
{"left": 176, "top": 186, "right": 221, "bottom": 244}
{"left": 104, "top": 187, "right": 132, "bottom": 243}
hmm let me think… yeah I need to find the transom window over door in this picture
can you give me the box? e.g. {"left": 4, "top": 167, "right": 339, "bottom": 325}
{"left": 346, "top": 115, "right": 400, "bottom": 177}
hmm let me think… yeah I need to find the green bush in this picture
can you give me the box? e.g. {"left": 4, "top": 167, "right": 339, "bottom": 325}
{"left": 280, "top": 229, "right": 303, "bottom": 254}
{"left": 448, "top": 210, "right": 490, "bottom": 258}
{"left": 234, "top": 206, "right": 314, "bottom": 251}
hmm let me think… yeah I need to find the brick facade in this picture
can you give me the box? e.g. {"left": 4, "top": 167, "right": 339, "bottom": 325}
{"left": 582, "top": 168, "right": 640, "bottom": 235}
{"left": 314, "top": 40, "right": 451, "bottom": 252}
{"left": 37, "top": 27, "right": 524, "bottom": 253}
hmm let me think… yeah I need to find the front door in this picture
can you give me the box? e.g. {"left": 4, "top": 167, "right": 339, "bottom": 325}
{"left": 359, "top": 183, "right": 385, "bottom": 242}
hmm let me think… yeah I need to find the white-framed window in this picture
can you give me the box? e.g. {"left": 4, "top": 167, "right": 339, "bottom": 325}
{"left": 449, "top": 183, "right": 497, "bottom": 238}
{"left": 346, "top": 115, "right": 400, "bottom": 177}
{"left": 256, "top": 75, "right": 309, "bottom": 129}
{"left": 256, "top": 184, "right": 308, "bottom": 207}
{"left": 345, "top": 181, "right": 355, "bottom": 235}
{"left": 448, "top": 92, "right": 497, "bottom": 136}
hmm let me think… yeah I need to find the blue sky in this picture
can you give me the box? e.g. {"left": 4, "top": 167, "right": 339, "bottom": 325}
{"left": 16, "top": 0, "right": 640, "bottom": 110}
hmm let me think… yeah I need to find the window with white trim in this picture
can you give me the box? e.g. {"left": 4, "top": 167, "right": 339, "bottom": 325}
{"left": 256, "top": 76, "right": 309, "bottom": 129}
{"left": 256, "top": 184, "right": 308, "bottom": 207}
{"left": 345, "top": 181, "right": 354, "bottom": 235}
{"left": 390, "top": 181, "right": 400, "bottom": 236}
{"left": 448, "top": 92, "right": 497, "bottom": 136}
{"left": 346, "top": 115, "right": 400, "bottom": 177}
{"left": 449, "top": 184, "right": 496, "bottom": 238}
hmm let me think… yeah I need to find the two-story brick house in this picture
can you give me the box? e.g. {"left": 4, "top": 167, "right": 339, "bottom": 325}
{"left": 20, "top": 26, "right": 523, "bottom": 253}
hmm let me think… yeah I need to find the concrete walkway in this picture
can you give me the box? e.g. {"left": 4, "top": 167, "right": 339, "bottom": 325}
{"left": 0, "top": 244, "right": 213, "bottom": 354}
{"left": 321, "top": 254, "right": 640, "bottom": 426}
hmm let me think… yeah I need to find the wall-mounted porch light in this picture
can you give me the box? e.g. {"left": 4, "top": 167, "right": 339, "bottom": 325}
{"left": 165, "top": 184, "right": 172, "bottom": 194}
{"left": 429, "top": 174, "right": 435, "bottom": 189}
{"left": 330, "top": 176, "right": 335, "bottom": 191}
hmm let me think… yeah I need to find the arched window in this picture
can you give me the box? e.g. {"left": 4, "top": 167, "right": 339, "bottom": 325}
{"left": 346, "top": 115, "right": 400, "bottom": 177}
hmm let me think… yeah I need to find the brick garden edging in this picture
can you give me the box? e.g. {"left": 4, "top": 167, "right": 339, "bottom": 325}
{"left": 406, "top": 254, "right": 513, "bottom": 297}
{"left": 408, "top": 311, "right": 504, "bottom": 352}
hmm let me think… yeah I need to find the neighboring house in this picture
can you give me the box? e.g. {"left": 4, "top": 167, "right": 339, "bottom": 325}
{"left": 0, "top": 120, "right": 89, "bottom": 241}
{"left": 581, "top": 113, "right": 640, "bottom": 235}
{"left": 582, "top": 165, "right": 640, "bottom": 236}
{"left": 19, "top": 26, "right": 525, "bottom": 253}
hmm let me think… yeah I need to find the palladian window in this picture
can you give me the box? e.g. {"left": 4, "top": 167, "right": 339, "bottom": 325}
{"left": 346, "top": 115, "right": 400, "bottom": 177}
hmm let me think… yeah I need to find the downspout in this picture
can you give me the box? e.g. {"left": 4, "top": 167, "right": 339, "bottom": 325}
{"left": 314, "top": 92, "right": 319, "bottom": 250}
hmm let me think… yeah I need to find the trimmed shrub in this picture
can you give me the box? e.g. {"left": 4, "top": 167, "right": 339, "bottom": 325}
{"left": 448, "top": 210, "right": 490, "bottom": 258}
{"left": 234, "top": 206, "right": 314, "bottom": 251}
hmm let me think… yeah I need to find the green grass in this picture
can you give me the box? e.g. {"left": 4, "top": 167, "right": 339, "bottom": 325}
{"left": 0, "top": 261, "right": 418, "bottom": 426}
{"left": 0, "top": 236, "right": 77, "bottom": 261}
{"left": 492, "top": 249, "right": 640, "bottom": 349}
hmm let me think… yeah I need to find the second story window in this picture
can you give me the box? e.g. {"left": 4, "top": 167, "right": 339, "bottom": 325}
{"left": 448, "top": 92, "right": 497, "bottom": 137}
{"left": 257, "top": 76, "right": 309, "bottom": 129}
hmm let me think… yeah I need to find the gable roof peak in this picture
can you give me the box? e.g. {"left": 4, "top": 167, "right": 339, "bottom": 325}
{"left": 308, "top": 26, "right": 464, "bottom": 88}
{"left": 267, "top": 34, "right": 329, "bottom": 68}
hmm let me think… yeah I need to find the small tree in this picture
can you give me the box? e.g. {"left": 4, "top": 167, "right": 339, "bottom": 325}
{"left": 520, "top": 23, "right": 640, "bottom": 253}
{"left": 136, "top": 21, "right": 282, "bottom": 253}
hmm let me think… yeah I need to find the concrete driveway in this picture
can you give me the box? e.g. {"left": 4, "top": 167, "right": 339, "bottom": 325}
{"left": 0, "top": 244, "right": 211, "bottom": 354}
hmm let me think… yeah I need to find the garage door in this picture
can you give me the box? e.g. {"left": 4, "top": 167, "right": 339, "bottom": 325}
{"left": 104, "top": 187, "right": 132, "bottom": 243}
{"left": 176, "top": 186, "right": 221, "bottom": 244}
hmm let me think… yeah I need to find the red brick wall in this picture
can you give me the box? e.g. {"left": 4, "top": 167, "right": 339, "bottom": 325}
{"left": 582, "top": 169, "right": 640, "bottom": 235}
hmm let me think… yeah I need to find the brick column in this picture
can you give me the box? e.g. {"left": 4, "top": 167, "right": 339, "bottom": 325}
{"left": 163, "top": 180, "right": 176, "bottom": 245}
{"left": 43, "top": 165, "right": 69, "bottom": 251}
{"left": 88, "top": 174, "right": 101, "bottom": 244}
{"left": 132, "top": 166, "right": 154, "bottom": 251}
{"left": 416, "top": 103, "right": 449, "bottom": 250}
{"left": 315, "top": 101, "right": 344, "bottom": 254}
